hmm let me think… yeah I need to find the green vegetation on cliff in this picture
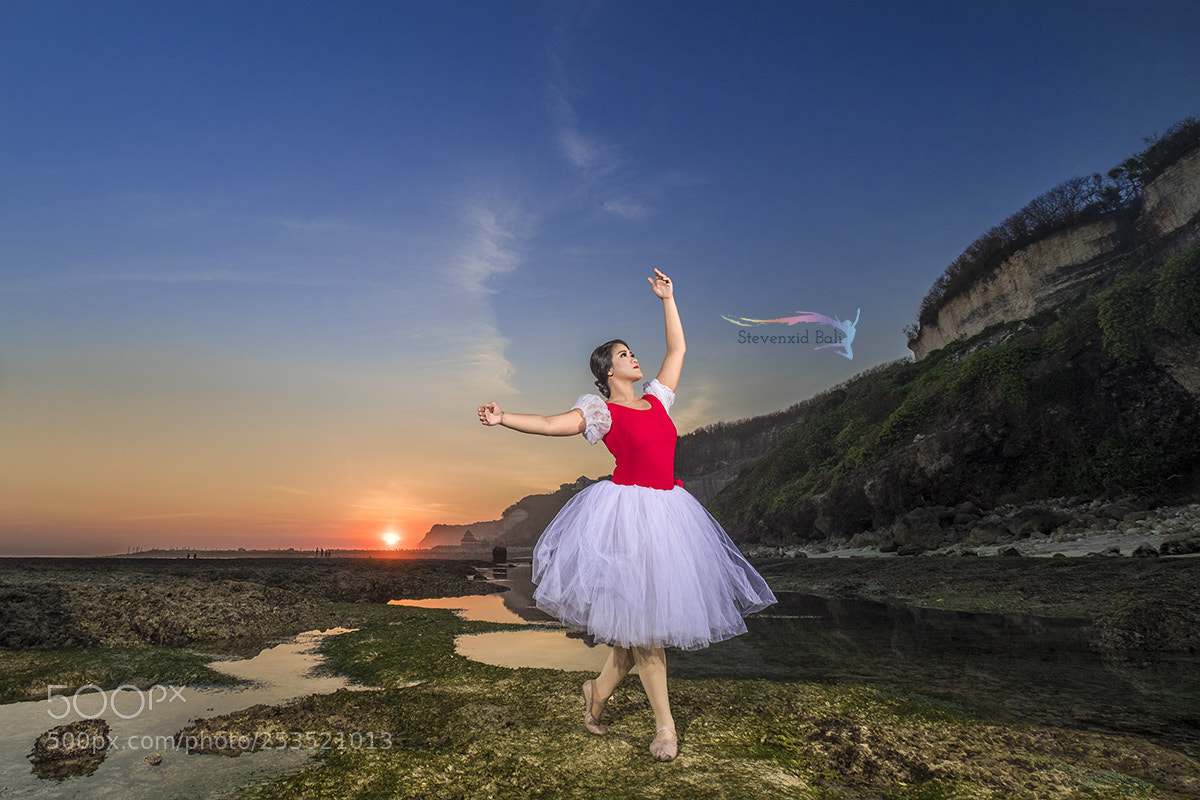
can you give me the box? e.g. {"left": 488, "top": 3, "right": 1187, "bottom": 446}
{"left": 711, "top": 247, "right": 1200, "bottom": 543}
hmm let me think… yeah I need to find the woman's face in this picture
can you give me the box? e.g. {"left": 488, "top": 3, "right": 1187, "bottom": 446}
{"left": 608, "top": 342, "right": 642, "bottom": 383}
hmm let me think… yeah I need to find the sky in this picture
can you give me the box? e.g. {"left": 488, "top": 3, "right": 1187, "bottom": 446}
{"left": 2, "top": 0, "right": 1198, "bottom": 556}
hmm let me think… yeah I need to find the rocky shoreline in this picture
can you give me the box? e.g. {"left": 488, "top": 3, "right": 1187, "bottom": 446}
{"left": 745, "top": 499, "right": 1200, "bottom": 559}
{"left": 0, "top": 557, "right": 502, "bottom": 652}
{"left": 4, "top": 550, "right": 1198, "bottom": 798}
{"left": 744, "top": 504, "right": 1200, "bottom": 654}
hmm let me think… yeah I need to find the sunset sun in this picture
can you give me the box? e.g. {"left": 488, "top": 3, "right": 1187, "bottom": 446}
{"left": 382, "top": 530, "right": 401, "bottom": 547}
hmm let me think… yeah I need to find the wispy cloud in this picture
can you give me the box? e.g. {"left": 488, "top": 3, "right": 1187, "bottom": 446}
{"left": 544, "top": 29, "right": 680, "bottom": 223}
{"left": 545, "top": 38, "right": 619, "bottom": 178}
{"left": 454, "top": 203, "right": 525, "bottom": 294}
{"left": 554, "top": 111, "right": 619, "bottom": 177}
{"left": 269, "top": 485, "right": 316, "bottom": 496}
{"left": 121, "top": 512, "right": 215, "bottom": 522}
{"left": 273, "top": 215, "right": 354, "bottom": 234}
{"left": 600, "top": 199, "right": 650, "bottom": 221}
{"left": 437, "top": 197, "right": 538, "bottom": 392}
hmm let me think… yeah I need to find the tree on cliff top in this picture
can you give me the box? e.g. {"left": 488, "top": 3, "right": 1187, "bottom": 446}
{"left": 908, "top": 117, "right": 1200, "bottom": 341}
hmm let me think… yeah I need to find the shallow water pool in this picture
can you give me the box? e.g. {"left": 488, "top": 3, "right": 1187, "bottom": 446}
{"left": 397, "top": 563, "right": 1200, "bottom": 760}
{"left": 0, "top": 628, "right": 366, "bottom": 799}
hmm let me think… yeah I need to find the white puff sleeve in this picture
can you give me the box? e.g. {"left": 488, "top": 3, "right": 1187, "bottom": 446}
{"left": 572, "top": 394, "right": 611, "bottom": 444}
{"left": 642, "top": 379, "right": 675, "bottom": 413}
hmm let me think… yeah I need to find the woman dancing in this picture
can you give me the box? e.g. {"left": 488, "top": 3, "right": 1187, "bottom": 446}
{"left": 477, "top": 269, "right": 776, "bottom": 761}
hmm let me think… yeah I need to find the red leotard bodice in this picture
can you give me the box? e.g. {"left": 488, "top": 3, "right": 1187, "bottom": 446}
{"left": 603, "top": 394, "right": 679, "bottom": 490}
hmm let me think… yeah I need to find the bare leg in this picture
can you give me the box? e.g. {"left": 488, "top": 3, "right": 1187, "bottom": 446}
{"left": 632, "top": 646, "right": 677, "bottom": 761}
{"left": 583, "top": 646, "right": 634, "bottom": 735}
{"left": 595, "top": 645, "right": 635, "bottom": 700}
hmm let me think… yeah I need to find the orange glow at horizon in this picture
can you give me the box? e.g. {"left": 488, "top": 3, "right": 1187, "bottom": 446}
{"left": 382, "top": 530, "right": 401, "bottom": 547}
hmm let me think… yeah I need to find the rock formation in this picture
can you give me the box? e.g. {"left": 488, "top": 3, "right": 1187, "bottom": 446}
{"left": 909, "top": 147, "right": 1200, "bottom": 361}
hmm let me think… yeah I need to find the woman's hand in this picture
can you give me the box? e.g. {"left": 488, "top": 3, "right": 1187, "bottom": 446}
{"left": 477, "top": 402, "right": 504, "bottom": 426}
{"left": 648, "top": 268, "right": 673, "bottom": 299}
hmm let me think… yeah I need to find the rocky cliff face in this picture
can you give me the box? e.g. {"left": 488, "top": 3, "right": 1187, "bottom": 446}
{"left": 481, "top": 476, "right": 602, "bottom": 548}
{"left": 675, "top": 409, "right": 807, "bottom": 503}
{"left": 909, "top": 148, "right": 1200, "bottom": 361}
{"left": 712, "top": 306, "right": 1200, "bottom": 546}
{"left": 1144, "top": 147, "right": 1200, "bottom": 237}
{"left": 908, "top": 219, "right": 1129, "bottom": 360}
{"left": 417, "top": 478, "right": 601, "bottom": 549}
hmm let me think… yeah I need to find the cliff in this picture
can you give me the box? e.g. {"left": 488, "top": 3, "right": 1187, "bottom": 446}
{"left": 415, "top": 476, "right": 604, "bottom": 550}
{"left": 908, "top": 146, "right": 1200, "bottom": 361}
{"left": 710, "top": 271, "right": 1200, "bottom": 546}
{"left": 490, "top": 476, "right": 602, "bottom": 548}
{"left": 417, "top": 520, "right": 507, "bottom": 549}
{"left": 674, "top": 405, "right": 810, "bottom": 502}
{"left": 705, "top": 139, "right": 1200, "bottom": 544}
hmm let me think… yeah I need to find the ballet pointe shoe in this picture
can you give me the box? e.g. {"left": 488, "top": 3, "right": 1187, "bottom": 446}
{"left": 650, "top": 726, "right": 677, "bottom": 761}
{"left": 582, "top": 680, "right": 608, "bottom": 735}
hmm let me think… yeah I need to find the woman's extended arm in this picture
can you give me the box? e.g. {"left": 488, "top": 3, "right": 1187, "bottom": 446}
{"left": 477, "top": 402, "right": 586, "bottom": 436}
{"left": 649, "top": 268, "right": 685, "bottom": 391}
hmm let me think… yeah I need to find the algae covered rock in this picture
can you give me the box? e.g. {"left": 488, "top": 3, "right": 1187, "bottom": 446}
{"left": 28, "top": 718, "right": 111, "bottom": 780}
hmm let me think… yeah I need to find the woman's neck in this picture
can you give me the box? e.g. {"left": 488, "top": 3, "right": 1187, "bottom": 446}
{"left": 607, "top": 379, "right": 637, "bottom": 405}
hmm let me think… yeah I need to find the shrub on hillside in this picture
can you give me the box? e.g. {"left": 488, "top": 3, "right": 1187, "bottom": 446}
{"left": 1097, "top": 272, "right": 1155, "bottom": 365}
{"left": 1152, "top": 246, "right": 1200, "bottom": 336}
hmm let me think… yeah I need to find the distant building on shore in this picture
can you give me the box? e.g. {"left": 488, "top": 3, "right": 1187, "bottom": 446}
{"left": 427, "top": 529, "right": 492, "bottom": 555}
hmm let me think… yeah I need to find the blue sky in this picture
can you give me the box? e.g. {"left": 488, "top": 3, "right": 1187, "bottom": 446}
{"left": 2, "top": 0, "right": 1198, "bottom": 554}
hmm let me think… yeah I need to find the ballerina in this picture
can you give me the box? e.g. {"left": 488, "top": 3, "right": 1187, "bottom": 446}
{"left": 478, "top": 269, "right": 776, "bottom": 761}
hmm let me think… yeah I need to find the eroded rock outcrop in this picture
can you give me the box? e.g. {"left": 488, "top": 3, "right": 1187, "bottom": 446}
{"left": 910, "top": 148, "right": 1200, "bottom": 361}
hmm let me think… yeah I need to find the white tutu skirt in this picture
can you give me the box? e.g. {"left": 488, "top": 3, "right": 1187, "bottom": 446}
{"left": 532, "top": 481, "right": 777, "bottom": 651}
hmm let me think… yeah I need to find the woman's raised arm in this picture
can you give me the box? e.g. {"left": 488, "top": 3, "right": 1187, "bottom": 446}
{"left": 649, "top": 268, "right": 685, "bottom": 391}
{"left": 478, "top": 402, "right": 586, "bottom": 437}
